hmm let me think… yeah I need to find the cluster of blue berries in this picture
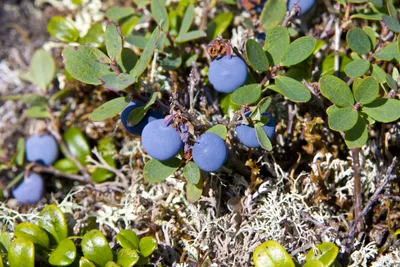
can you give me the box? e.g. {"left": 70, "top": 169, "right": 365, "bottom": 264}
{"left": 12, "top": 134, "right": 59, "bottom": 204}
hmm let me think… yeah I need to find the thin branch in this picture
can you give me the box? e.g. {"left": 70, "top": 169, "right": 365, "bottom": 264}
{"left": 33, "top": 165, "right": 90, "bottom": 183}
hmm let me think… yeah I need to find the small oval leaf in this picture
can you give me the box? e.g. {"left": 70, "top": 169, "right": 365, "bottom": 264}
{"left": 362, "top": 98, "right": 400, "bottom": 122}
{"left": 8, "top": 238, "right": 35, "bottom": 267}
{"left": 280, "top": 37, "right": 316, "bottom": 67}
{"left": 183, "top": 161, "right": 201, "bottom": 184}
{"left": 319, "top": 75, "right": 354, "bottom": 107}
{"left": 305, "top": 242, "right": 339, "bottom": 267}
{"left": 49, "top": 239, "right": 77, "bottom": 266}
{"left": 116, "top": 230, "right": 140, "bottom": 250}
{"left": 328, "top": 107, "right": 359, "bottom": 131}
{"left": 344, "top": 59, "right": 370, "bottom": 78}
{"left": 38, "top": 205, "right": 68, "bottom": 244}
{"left": 47, "top": 16, "right": 79, "bottom": 42}
{"left": 252, "top": 240, "right": 295, "bottom": 267}
{"left": 206, "top": 124, "right": 227, "bottom": 140}
{"left": 117, "top": 248, "right": 139, "bottom": 267}
{"left": 260, "top": 0, "right": 286, "bottom": 31}
{"left": 81, "top": 230, "right": 113, "bottom": 267}
{"left": 139, "top": 236, "right": 157, "bottom": 257}
{"left": 231, "top": 84, "right": 261, "bottom": 105}
{"left": 274, "top": 76, "right": 311, "bottom": 103}
{"left": 143, "top": 158, "right": 182, "bottom": 183}
{"left": 15, "top": 222, "right": 50, "bottom": 248}
{"left": 246, "top": 39, "right": 269, "bottom": 72}
{"left": 353, "top": 76, "right": 379, "bottom": 104}
{"left": 90, "top": 97, "right": 130, "bottom": 122}
{"left": 347, "top": 27, "right": 372, "bottom": 55}
{"left": 63, "top": 127, "right": 91, "bottom": 165}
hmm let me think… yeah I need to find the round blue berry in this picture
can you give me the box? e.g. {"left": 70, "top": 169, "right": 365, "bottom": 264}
{"left": 12, "top": 172, "right": 44, "bottom": 204}
{"left": 120, "top": 100, "right": 163, "bottom": 136}
{"left": 141, "top": 119, "right": 183, "bottom": 161}
{"left": 26, "top": 134, "right": 58, "bottom": 166}
{"left": 236, "top": 111, "right": 276, "bottom": 148}
{"left": 287, "top": 0, "right": 316, "bottom": 15}
{"left": 192, "top": 133, "right": 228, "bottom": 172}
{"left": 208, "top": 56, "right": 248, "bottom": 93}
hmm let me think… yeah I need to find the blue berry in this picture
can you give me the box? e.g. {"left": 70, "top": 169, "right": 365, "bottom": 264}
{"left": 12, "top": 172, "right": 44, "bottom": 204}
{"left": 192, "top": 133, "right": 228, "bottom": 172}
{"left": 26, "top": 134, "right": 58, "bottom": 166}
{"left": 287, "top": 0, "right": 316, "bottom": 15}
{"left": 141, "top": 119, "right": 183, "bottom": 161}
{"left": 236, "top": 111, "right": 275, "bottom": 148}
{"left": 120, "top": 100, "right": 163, "bottom": 136}
{"left": 208, "top": 56, "right": 248, "bottom": 93}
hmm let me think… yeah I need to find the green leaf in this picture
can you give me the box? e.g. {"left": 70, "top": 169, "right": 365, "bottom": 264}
{"left": 231, "top": 84, "right": 261, "bottom": 105}
{"left": 25, "top": 105, "right": 50, "bottom": 119}
{"left": 0, "top": 232, "right": 11, "bottom": 252}
{"left": 116, "top": 230, "right": 140, "bottom": 250}
{"left": 350, "top": 13, "right": 383, "bottom": 20}
{"left": 54, "top": 158, "right": 79, "bottom": 174}
{"left": 117, "top": 248, "right": 139, "bottom": 267}
{"left": 105, "top": 262, "right": 121, "bottom": 267}
{"left": 186, "top": 177, "right": 203, "bottom": 202}
{"left": 178, "top": 4, "right": 194, "bottom": 36}
{"left": 354, "top": 76, "right": 379, "bottom": 104}
{"left": 62, "top": 46, "right": 113, "bottom": 85}
{"left": 249, "top": 97, "right": 272, "bottom": 121}
{"left": 99, "top": 73, "right": 135, "bottom": 91}
{"left": 139, "top": 236, "right": 157, "bottom": 257}
{"left": 175, "top": 30, "right": 206, "bottom": 43}
{"left": 319, "top": 75, "right": 354, "bottom": 107}
{"left": 16, "top": 137, "right": 25, "bottom": 166}
{"left": 252, "top": 240, "right": 295, "bottom": 267}
{"left": 38, "top": 205, "right": 68, "bottom": 244}
{"left": 246, "top": 39, "right": 269, "bottom": 72}
{"left": 161, "top": 56, "right": 182, "bottom": 70}
{"left": 49, "top": 239, "right": 77, "bottom": 266}
{"left": 375, "top": 42, "right": 400, "bottom": 61}
{"left": 363, "top": 26, "right": 376, "bottom": 49}
{"left": 90, "top": 97, "right": 130, "bottom": 122}
{"left": 105, "top": 23, "right": 123, "bottom": 59}
{"left": 127, "top": 93, "right": 157, "bottom": 126}
{"left": 274, "top": 76, "right": 311, "bottom": 102}
{"left": 362, "top": 98, "right": 400, "bottom": 122}
{"left": 255, "top": 124, "right": 272, "bottom": 151}
{"left": 26, "top": 49, "right": 55, "bottom": 91}
{"left": 321, "top": 52, "right": 352, "bottom": 76}
{"left": 63, "top": 127, "right": 91, "bottom": 165}
{"left": 120, "top": 15, "right": 139, "bottom": 36}
{"left": 328, "top": 107, "right": 358, "bottom": 131}
{"left": 306, "top": 242, "right": 339, "bottom": 267}
{"left": 280, "top": 37, "right": 316, "bottom": 67}
{"left": 371, "top": 64, "right": 386, "bottom": 83}
{"left": 344, "top": 114, "right": 368, "bottom": 148}
{"left": 183, "top": 161, "right": 201, "bottom": 184}
{"left": 82, "top": 230, "right": 113, "bottom": 267}
{"left": 260, "top": 0, "right": 286, "bottom": 31}
{"left": 130, "top": 27, "right": 160, "bottom": 81}
{"left": 263, "top": 26, "right": 290, "bottom": 65}
{"left": 206, "top": 12, "right": 234, "bottom": 39}
{"left": 151, "top": 0, "right": 169, "bottom": 32}
{"left": 344, "top": 59, "right": 370, "bottom": 78}
{"left": 347, "top": 27, "right": 372, "bottom": 55}
{"left": 143, "top": 158, "right": 182, "bottom": 183}
{"left": 79, "top": 257, "right": 96, "bottom": 267}
{"left": 206, "top": 124, "right": 227, "bottom": 140}
{"left": 398, "top": 33, "right": 400, "bottom": 54}
{"left": 383, "top": 14, "right": 400, "bottom": 33}
{"left": 303, "top": 260, "right": 324, "bottom": 267}
{"left": 15, "top": 222, "right": 50, "bottom": 248}
{"left": 47, "top": 16, "right": 79, "bottom": 42}
{"left": 386, "top": 73, "right": 398, "bottom": 89}
{"left": 117, "top": 48, "right": 138, "bottom": 73}
{"left": 8, "top": 238, "right": 34, "bottom": 267}
{"left": 106, "top": 7, "right": 134, "bottom": 21}
{"left": 91, "top": 138, "right": 117, "bottom": 183}
{"left": 79, "top": 23, "right": 104, "bottom": 47}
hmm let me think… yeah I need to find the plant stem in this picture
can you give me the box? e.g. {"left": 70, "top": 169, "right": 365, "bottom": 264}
{"left": 352, "top": 147, "right": 363, "bottom": 232}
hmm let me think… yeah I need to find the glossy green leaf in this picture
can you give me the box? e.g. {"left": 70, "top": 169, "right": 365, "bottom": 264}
{"left": 350, "top": 13, "right": 383, "bottom": 20}
{"left": 178, "top": 4, "right": 194, "bottom": 36}
{"left": 347, "top": 27, "right": 371, "bottom": 55}
{"left": 255, "top": 124, "right": 272, "bottom": 151}
{"left": 363, "top": 26, "right": 376, "bottom": 49}
{"left": 175, "top": 30, "right": 206, "bottom": 43}
{"left": 375, "top": 42, "right": 400, "bottom": 61}
{"left": 263, "top": 26, "right": 290, "bottom": 65}
{"left": 362, "top": 98, "right": 400, "bottom": 122}
{"left": 354, "top": 76, "right": 379, "bottom": 104}
{"left": 344, "top": 59, "right": 370, "bottom": 78}
{"left": 16, "top": 137, "right": 25, "bottom": 166}
{"left": 382, "top": 14, "right": 400, "bottom": 33}
{"left": 91, "top": 138, "right": 117, "bottom": 183}
{"left": 99, "top": 73, "right": 135, "bottom": 91}
{"left": 303, "top": 260, "right": 324, "bottom": 267}
{"left": 231, "top": 84, "right": 261, "bottom": 105}
{"left": 280, "top": 37, "right": 316, "bottom": 66}
{"left": 63, "top": 127, "right": 91, "bottom": 165}
{"left": 54, "top": 158, "right": 79, "bottom": 174}
{"left": 139, "top": 236, "right": 157, "bottom": 257}
{"left": 8, "top": 238, "right": 34, "bottom": 267}
{"left": 144, "top": 157, "right": 182, "bottom": 183}
{"left": 105, "top": 23, "right": 123, "bottom": 59}
{"left": 0, "top": 232, "right": 11, "bottom": 252}
{"left": 319, "top": 75, "right": 354, "bottom": 107}
{"left": 260, "top": 0, "right": 286, "bottom": 31}
{"left": 79, "top": 257, "right": 96, "bottom": 267}
{"left": 186, "top": 177, "right": 203, "bottom": 202}
{"left": 82, "top": 230, "right": 113, "bottom": 267}
{"left": 38, "top": 205, "right": 68, "bottom": 244}
{"left": 328, "top": 107, "right": 358, "bottom": 131}
{"left": 89, "top": 97, "right": 130, "bottom": 122}
{"left": 371, "top": 64, "right": 386, "bottom": 83}
{"left": 62, "top": 46, "right": 113, "bottom": 85}
{"left": 49, "top": 239, "right": 77, "bottom": 266}
{"left": 47, "top": 16, "right": 79, "bottom": 42}
{"left": 344, "top": 114, "right": 368, "bottom": 148}
{"left": 105, "top": 262, "right": 121, "bottom": 267}
{"left": 15, "top": 222, "right": 50, "bottom": 248}
{"left": 117, "top": 248, "right": 139, "bottom": 267}
{"left": 116, "top": 230, "right": 140, "bottom": 250}
{"left": 306, "top": 242, "right": 339, "bottom": 267}
{"left": 274, "top": 76, "right": 311, "bottom": 103}
{"left": 25, "top": 49, "right": 56, "bottom": 91}
{"left": 221, "top": 93, "right": 240, "bottom": 118}
{"left": 183, "top": 161, "right": 201, "bottom": 184}
{"left": 130, "top": 27, "right": 160, "bottom": 81}
{"left": 79, "top": 23, "right": 104, "bottom": 47}
{"left": 252, "top": 240, "right": 295, "bottom": 267}
{"left": 206, "top": 124, "right": 227, "bottom": 140}
{"left": 121, "top": 15, "right": 139, "bottom": 36}
{"left": 249, "top": 97, "right": 272, "bottom": 121}
{"left": 246, "top": 39, "right": 269, "bottom": 72}
{"left": 206, "top": 12, "right": 234, "bottom": 39}
{"left": 151, "top": 0, "right": 169, "bottom": 31}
